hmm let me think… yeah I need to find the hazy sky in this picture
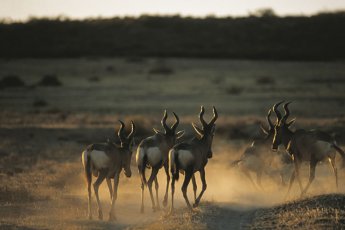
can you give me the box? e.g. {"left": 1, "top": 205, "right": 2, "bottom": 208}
{"left": 1, "top": 0, "right": 345, "bottom": 20}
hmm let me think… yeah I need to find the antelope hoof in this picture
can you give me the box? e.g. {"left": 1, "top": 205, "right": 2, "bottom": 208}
{"left": 98, "top": 211, "right": 103, "bottom": 220}
{"left": 108, "top": 213, "right": 117, "bottom": 222}
{"left": 193, "top": 203, "right": 199, "bottom": 208}
{"left": 163, "top": 198, "right": 168, "bottom": 207}
{"left": 168, "top": 208, "right": 174, "bottom": 216}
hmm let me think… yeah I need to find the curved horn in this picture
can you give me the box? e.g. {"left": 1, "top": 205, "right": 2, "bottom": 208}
{"left": 171, "top": 112, "right": 179, "bottom": 132}
{"left": 117, "top": 120, "right": 126, "bottom": 142}
{"left": 266, "top": 108, "right": 274, "bottom": 129}
{"left": 161, "top": 110, "right": 170, "bottom": 133}
{"left": 127, "top": 120, "right": 135, "bottom": 140}
{"left": 199, "top": 106, "right": 207, "bottom": 128}
{"left": 209, "top": 106, "right": 218, "bottom": 125}
{"left": 282, "top": 102, "right": 292, "bottom": 123}
{"left": 272, "top": 101, "right": 284, "bottom": 123}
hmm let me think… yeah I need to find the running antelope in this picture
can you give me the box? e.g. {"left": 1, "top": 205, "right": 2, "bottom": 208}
{"left": 271, "top": 101, "right": 345, "bottom": 198}
{"left": 169, "top": 106, "right": 218, "bottom": 212}
{"left": 136, "top": 110, "right": 184, "bottom": 213}
{"left": 82, "top": 120, "right": 135, "bottom": 221}
{"left": 231, "top": 108, "right": 293, "bottom": 188}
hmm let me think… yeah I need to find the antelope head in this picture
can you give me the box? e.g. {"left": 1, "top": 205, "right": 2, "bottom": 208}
{"left": 192, "top": 106, "right": 218, "bottom": 158}
{"left": 118, "top": 120, "right": 136, "bottom": 177}
{"left": 271, "top": 101, "right": 296, "bottom": 151}
{"left": 153, "top": 110, "right": 184, "bottom": 145}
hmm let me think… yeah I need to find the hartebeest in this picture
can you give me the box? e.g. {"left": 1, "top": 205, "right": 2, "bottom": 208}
{"left": 271, "top": 101, "right": 345, "bottom": 197}
{"left": 136, "top": 110, "right": 184, "bottom": 213}
{"left": 231, "top": 108, "right": 293, "bottom": 188}
{"left": 169, "top": 106, "right": 218, "bottom": 212}
{"left": 82, "top": 120, "right": 135, "bottom": 221}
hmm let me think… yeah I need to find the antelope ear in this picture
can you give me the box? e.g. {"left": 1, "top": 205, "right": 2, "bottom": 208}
{"left": 286, "top": 118, "right": 296, "bottom": 127}
{"left": 176, "top": 130, "right": 185, "bottom": 139}
{"left": 260, "top": 124, "right": 269, "bottom": 135}
{"left": 192, "top": 122, "right": 203, "bottom": 137}
{"left": 153, "top": 128, "right": 161, "bottom": 134}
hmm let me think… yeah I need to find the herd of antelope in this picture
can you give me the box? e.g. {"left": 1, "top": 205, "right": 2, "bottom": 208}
{"left": 81, "top": 102, "right": 345, "bottom": 221}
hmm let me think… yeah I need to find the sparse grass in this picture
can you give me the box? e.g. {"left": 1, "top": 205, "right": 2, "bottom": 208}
{"left": 250, "top": 194, "right": 345, "bottom": 229}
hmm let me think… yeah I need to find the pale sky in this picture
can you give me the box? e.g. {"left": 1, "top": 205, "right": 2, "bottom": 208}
{"left": 1, "top": 0, "right": 345, "bottom": 21}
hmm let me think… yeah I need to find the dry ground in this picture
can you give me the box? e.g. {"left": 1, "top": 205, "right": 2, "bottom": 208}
{"left": 1, "top": 58, "right": 345, "bottom": 229}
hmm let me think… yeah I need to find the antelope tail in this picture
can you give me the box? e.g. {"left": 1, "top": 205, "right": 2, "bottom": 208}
{"left": 82, "top": 150, "right": 92, "bottom": 184}
{"left": 137, "top": 148, "right": 147, "bottom": 185}
{"left": 169, "top": 149, "right": 179, "bottom": 181}
{"left": 332, "top": 143, "right": 345, "bottom": 168}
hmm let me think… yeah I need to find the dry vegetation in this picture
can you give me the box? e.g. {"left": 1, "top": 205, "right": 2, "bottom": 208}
{"left": 0, "top": 58, "right": 345, "bottom": 229}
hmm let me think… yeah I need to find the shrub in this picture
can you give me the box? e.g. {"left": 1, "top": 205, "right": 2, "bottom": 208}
{"left": 225, "top": 85, "right": 244, "bottom": 95}
{"left": 33, "top": 99, "right": 48, "bottom": 107}
{"left": 38, "top": 74, "right": 62, "bottom": 86}
{"left": 88, "top": 76, "right": 100, "bottom": 82}
{"left": 0, "top": 75, "right": 25, "bottom": 88}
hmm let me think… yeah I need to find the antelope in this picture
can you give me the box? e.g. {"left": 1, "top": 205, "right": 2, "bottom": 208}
{"left": 230, "top": 109, "right": 293, "bottom": 188}
{"left": 169, "top": 106, "right": 218, "bottom": 213}
{"left": 271, "top": 101, "right": 345, "bottom": 198}
{"left": 136, "top": 110, "right": 184, "bottom": 213}
{"left": 82, "top": 120, "right": 135, "bottom": 221}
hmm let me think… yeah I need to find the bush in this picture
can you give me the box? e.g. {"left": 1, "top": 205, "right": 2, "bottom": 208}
{"left": 33, "top": 99, "right": 48, "bottom": 107}
{"left": 0, "top": 75, "right": 25, "bottom": 88}
{"left": 88, "top": 76, "right": 100, "bottom": 82}
{"left": 38, "top": 74, "right": 62, "bottom": 86}
{"left": 225, "top": 85, "right": 244, "bottom": 95}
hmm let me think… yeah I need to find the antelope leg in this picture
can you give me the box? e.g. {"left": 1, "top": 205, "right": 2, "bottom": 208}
{"left": 147, "top": 168, "right": 159, "bottom": 211}
{"left": 181, "top": 170, "right": 193, "bottom": 210}
{"left": 193, "top": 169, "right": 207, "bottom": 207}
{"left": 301, "top": 160, "right": 317, "bottom": 197}
{"left": 154, "top": 177, "right": 160, "bottom": 210}
{"left": 162, "top": 165, "right": 170, "bottom": 207}
{"left": 192, "top": 174, "right": 197, "bottom": 202}
{"left": 242, "top": 168, "right": 258, "bottom": 190}
{"left": 169, "top": 176, "right": 176, "bottom": 214}
{"left": 109, "top": 173, "right": 120, "bottom": 221}
{"left": 93, "top": 170, "right": 107, "bottom": 220}
{"left": 329, "top": 157, "right": 338, "bottom": 189}
{"left": 285, "top": 171, "right": 295, "bottom": 200}
{"left": 106, "top": 178, "right": 113, "bottom": 200}
{"left": 140, "top": 181, "right": 145, "bottom": 213}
